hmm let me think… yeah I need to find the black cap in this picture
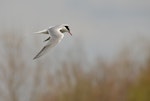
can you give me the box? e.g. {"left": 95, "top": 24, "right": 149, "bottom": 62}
{"left": 65, "top": 26, "right": 70, "bottom": 32}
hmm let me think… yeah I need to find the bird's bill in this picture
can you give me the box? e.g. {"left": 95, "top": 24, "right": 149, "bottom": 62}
{"left": 68, "top": 32, "right": 72, "bottom": 36}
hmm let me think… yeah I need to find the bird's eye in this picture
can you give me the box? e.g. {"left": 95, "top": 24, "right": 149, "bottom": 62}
{"left": 60, "top": 29, "right": 64, "bottom": 33}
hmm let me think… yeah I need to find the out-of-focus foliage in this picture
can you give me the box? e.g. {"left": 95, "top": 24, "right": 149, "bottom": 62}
{"left": 128, "top": 58, "right": 150, "bottom": 101}
{"left": 0, "top": 30, "right": 150, "bottom": 101}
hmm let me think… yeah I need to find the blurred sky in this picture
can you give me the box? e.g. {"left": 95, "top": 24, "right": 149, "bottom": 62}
{"left": 0, "top": 0, "right": 150, "bottom": 61}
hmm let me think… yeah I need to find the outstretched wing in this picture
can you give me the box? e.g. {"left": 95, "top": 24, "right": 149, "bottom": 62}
{"left": 35, "top": 29, "right": 49, "bottom": 34}
{"left": 33, "top": 44, "right": 50, "bottom": 60}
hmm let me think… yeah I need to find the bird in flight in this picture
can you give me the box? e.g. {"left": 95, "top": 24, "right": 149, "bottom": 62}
{"left": 33, "top": 24, "right": 72, "bottom": 60}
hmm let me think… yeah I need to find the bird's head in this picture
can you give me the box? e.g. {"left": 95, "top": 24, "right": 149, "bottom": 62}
{"left": 59, "top": 24, "right": 72, "bottom": 36}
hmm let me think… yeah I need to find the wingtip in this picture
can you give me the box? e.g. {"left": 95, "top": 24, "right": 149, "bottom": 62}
{"left": 34, "top": 32, "right": 41, "bottom": 34}
{"left": 33, "top": 54, "right": 41, "bottom": 60}
{"left": 34, "top": 29, "right": 49, "bottom": 34}
{"left": 33, "top": 57, "right": 36, "bottom": 60}
{"left": 33, "top": 56, "right": 38, "bottom": 60}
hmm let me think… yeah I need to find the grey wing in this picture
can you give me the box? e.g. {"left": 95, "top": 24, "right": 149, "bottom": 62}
{"left": 43, "top": 37, "right": 51, "bottom": 42}
{"left": 35, "top": 29, "right": 49, "bottom": 34}
{"left": 33, "top": 44, "right": 50, "bottom": 60}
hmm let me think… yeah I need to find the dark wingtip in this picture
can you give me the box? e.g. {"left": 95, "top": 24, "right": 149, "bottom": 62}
{"left": 33, "top": 55, "right": 38, "bottom": 60}
{"left": 33, "top": 57, "right": 36, "bottom": 60}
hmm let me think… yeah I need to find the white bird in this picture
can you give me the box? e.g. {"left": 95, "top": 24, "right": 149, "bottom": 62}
{"left": 33, "top": 24, "right": 72, "bottom": 60}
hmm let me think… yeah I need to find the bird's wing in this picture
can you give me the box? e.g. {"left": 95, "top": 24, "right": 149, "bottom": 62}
{"left": 43, "top": 37, "right": 51, "bottom": 42}
{"left": 33, "top": 44, "right": 51, "bottom": 60}
{"left": 35, "top": 29, "right": 49, "bottom": 34}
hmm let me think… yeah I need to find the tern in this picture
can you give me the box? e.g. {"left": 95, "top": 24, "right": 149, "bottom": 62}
{"left": 33, "top": 24, "right": 72, "bottom": 60}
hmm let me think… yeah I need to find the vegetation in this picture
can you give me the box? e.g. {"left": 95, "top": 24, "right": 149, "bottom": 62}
{"left": 0, "top": 30, "right": 150, "bottom": 101}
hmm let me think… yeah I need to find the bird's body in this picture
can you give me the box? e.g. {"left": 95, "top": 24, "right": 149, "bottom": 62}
{"left": 33, "top": 24, "right": 72, "bottom": 59}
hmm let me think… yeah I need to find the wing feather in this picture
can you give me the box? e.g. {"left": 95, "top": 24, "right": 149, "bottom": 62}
{"left": 43, "top": 37, "right": 51, "bottom": 42}
{"left": 33, "top": 44, "right": 50, "bottom": 60}
{"left": 35, "top": 29, "right": 49, "bottom": 34}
